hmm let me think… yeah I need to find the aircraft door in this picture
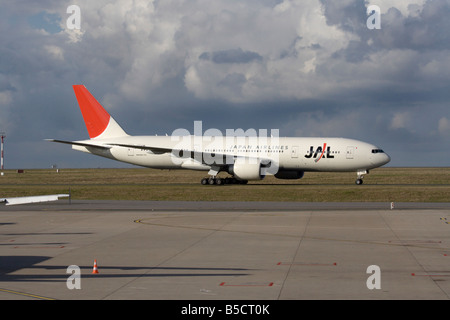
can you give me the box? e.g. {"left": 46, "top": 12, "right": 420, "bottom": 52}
{"left": 290, "top": 146, "right": 305, "bottom": 168}
{"left": 291, "top": 146, "right": 299, "bottom": 158}
{"left": 346, "top": 146, "right": 354, "bottom": 159}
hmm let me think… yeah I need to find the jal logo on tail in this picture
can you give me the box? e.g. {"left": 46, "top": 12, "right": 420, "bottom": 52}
{"left": 304, "top": 143, "right": 335, "bottom": 162}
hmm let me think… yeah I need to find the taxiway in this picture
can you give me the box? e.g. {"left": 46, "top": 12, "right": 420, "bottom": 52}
{"left": 1, "top": 200, "right": 449, "bottom": 300}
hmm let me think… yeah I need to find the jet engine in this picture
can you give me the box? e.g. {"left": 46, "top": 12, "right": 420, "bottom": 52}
{"left": 274, "top": 170, "right": 304, "bottom": 180}
{"left": 227, "top": 158, "right": 265, "bottom": 181}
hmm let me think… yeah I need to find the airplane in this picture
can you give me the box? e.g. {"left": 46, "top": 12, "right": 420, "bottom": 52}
{"left": 48, "top": 85, "right": 390, "bottom": 185}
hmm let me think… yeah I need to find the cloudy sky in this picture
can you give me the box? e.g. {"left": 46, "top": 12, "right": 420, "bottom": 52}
{"left": 0, "top": 0, "right": 449, "bottom": 168}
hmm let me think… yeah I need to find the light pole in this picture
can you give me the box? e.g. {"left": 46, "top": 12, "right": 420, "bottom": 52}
{"left": 0, "top": 132, "right": 5, "bottom": 171}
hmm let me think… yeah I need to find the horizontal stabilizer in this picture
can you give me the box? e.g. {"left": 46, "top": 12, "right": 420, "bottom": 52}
{"left": 46, "top": 139, "right": 111, "bottom": 150}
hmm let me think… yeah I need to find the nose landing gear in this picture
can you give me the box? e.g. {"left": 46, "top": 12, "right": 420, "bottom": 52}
{"left": 355, "top": 170, "right": 368, "bottom": 185}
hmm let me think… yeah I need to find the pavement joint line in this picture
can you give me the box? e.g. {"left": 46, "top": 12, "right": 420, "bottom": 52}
{"left": 0, "top": 287, "right": 56, "bottom": 300}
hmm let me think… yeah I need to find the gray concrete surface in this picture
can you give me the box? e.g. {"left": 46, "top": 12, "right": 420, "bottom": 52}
{"left": 1, "top": 200, "right": 450, "bottom": 300}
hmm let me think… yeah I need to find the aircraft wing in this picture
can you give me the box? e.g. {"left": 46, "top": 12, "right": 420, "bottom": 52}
{"left": 110, "top": 142, "right": 232, "bottom": 164}
{"left": 1, "top": 194, "right": 70, "bottom": 206}
{"left": 108, "top": 143, "right": 172, "bottom": 155}
{"left": 109, "top": 142, "right": 273, "bottom": 169}
{"left": 49, "top": 139, "right": 274, "bottom": 170}
{"left": 49, "top": 140, "right": 172, "bottom": 155}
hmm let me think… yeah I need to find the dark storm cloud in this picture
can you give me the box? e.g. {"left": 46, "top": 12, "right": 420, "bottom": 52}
{"left": 199, "top": 48, "right": 263, "bottom": 64}
{"left": 320, "top": 0, "right": 368, "bottom": 33}
{"left": 322, "top": 0, "right": 450, "bottom": 59}
{"left": 373, "top": 1, "right": 450, "bottom": 51}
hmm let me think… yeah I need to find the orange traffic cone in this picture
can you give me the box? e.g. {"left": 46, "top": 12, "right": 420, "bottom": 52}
{"left": 92, "top": 259, "right": 99, "bottom": 274}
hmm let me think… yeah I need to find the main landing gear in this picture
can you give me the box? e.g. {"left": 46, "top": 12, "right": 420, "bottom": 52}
{"left": 201, "top": 166, "right": 248, "bottom": 185}
{"left": 200, "top": 176, "right": 248, "bottom": 185}
{"left": 355, "top": 170, "right": 368, "bottom": 185}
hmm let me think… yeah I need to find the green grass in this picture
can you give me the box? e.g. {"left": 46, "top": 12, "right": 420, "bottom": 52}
{"left": 0, "top": 167, "right": 449, "bottom": 202}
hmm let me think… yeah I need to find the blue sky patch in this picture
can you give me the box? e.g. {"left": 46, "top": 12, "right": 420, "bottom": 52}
{"left": 28, "top": 11, "right": 62, "bottom": 34}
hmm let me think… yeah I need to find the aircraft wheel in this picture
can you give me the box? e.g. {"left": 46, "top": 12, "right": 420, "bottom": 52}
{"left": 201, "top": 178, "right": 208, "bottom": 185}
{"left": 208, "top": 177, "right": 216, "bottom": 185}
{"left": 355, "top": 179, "right": 363, "bottom": 185}
{"left": 215, "top": 178, "right": 223, "bottom": 185}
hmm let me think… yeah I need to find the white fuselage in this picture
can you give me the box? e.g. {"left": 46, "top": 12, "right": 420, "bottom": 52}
{"left": 73, "top": 135, "right": 390, "bottom": 173}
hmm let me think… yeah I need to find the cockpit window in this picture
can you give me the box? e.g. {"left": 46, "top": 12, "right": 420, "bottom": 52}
{"left": 371, "top": 149, "right": 384, "bottom": 154}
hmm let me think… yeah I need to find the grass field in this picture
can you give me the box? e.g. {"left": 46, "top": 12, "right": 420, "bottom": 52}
{"left": 0, "top": 167, "right": 449, "bottom": 202}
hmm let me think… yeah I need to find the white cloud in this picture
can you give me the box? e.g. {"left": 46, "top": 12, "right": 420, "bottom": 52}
{"left": 38, "top": 0, "right": 441, "bottom": 106}
{"left": 44, "top": 45, "right": 64, "bottom": 61}
{"left": 0, "top": 91, "right": 13, "bottom": 107}
{"left": 438, "top": 117, "right": 450, "bottom": 135}
{"left": 0, "top": 90, "right": 13, "bottom": 135}
{"left": 390, "top": 112, "right": 411, "bottom": 130}
{"left": 181, "top": 0, "right": 359, "bottom": 102}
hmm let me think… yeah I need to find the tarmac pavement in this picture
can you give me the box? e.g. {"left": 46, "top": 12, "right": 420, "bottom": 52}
{"left": 1, "top": 200, "right": 449, "bottom": 300}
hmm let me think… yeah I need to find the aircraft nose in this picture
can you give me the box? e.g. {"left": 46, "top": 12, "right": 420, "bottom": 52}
{"left": 370, "top": 148, "right": 390, "bottom": 167}
{"left": 381, "top": 153, "right": 391, "bottom": 166}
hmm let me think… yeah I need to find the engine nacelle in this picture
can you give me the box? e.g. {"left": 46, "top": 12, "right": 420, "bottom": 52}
{"left": 274, "top": 170, "right": 304, "bottom": 180}
{"left": 228, "top": 158, "right": 265, "bottom": 181}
